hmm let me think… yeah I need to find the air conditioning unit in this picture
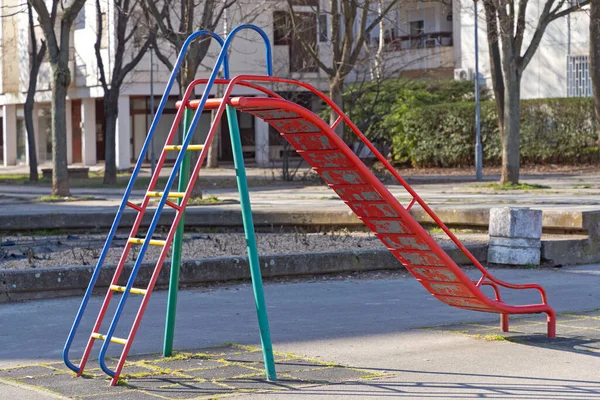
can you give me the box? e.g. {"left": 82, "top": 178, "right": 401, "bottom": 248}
{"left": 454, "top": 68, "right": 473, "bottom": 81}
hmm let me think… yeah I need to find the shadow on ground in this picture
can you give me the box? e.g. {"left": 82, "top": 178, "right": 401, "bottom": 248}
{"left": 0, "top": 344, "right": 386, "bottom": 399}
{"left": 428, "top": 309, "right": 600, "bottom": 362}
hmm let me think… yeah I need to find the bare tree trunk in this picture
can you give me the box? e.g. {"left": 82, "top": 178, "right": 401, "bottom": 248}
{"left": 329, "top": 78, "right": 344, "bottom": 137}
{"left": 373, "top": 0, "right": 385, "bottom": 81}
{"left": 51, "top": 63, "right": 71, "bottom": 196}
{"left": 206, "top": 109, "right": 220, "bottom": 168}
{"left": 591, "top": 0, "right": 600, "bottom": 160}
{"left": 24, "top": 99, "right": 39, "bottom": 182}
{"left": 180, "top": 73, "right": 202, "bottom": 196}
{"left": 501, "top": 68, "right": 521, "bottom": 185}
{"left": 29, "top": 0, "right": 86, "bottom": 196}
{"left": 25, "top": 3, "right": 46, "bottom": 182}
{"left": 104, "top": 95, "right": 119, "bottom": 184}
{"left": 483, "top": 0, "right": 505, "bottom": 131}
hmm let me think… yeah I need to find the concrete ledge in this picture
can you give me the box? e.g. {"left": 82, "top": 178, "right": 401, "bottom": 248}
{"left": 0, "top": 244, "right": 488, "bottom": 303}
{"left": 41, "top": 167, "right": 89, "bottom": 180}
{"left": 0, "top": 208, "right": 362, "bottom": 232}
{"left": 2, "top": 207, "right": 599, "bottom": 235}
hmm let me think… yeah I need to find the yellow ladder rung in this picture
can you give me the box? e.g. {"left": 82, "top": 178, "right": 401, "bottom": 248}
{"left": 146, "top": 191, "right": 185, "bottom": 199}
{"left": 128, "top": 238, "right": 166, "bottom": 246}
{"left": 91, "top": 332, "right": 128, "bottom": 345}
{"left": 110, "top": 284, "right": 147, "bottom": 296}
{"left": 164, "top": 145, "right": 204, "bottom": 151}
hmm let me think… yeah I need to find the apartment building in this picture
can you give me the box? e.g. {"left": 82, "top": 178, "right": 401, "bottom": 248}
{"left": 455, "top": 0, "right": 591, "bottom": 99}
{"left": 2, "top": 0, "right": 589, "bottom": 168}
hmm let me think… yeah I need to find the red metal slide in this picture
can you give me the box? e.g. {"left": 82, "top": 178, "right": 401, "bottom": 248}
{"left": 185, "top": 76, "right": 556, "bottom": 338}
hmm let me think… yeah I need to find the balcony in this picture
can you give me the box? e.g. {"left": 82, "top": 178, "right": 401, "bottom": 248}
{"left": 370, "top": 31, "right": 454, "bottom": 75}
{"left": 372, "top": 31, "right": 453, "bottom": 52}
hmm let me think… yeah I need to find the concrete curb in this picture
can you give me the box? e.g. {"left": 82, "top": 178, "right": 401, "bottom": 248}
{"left": 0, "top": 244, "right": 488, "bottom": 303}
{"left": 0, "top": 208, "right": 361, "bottom": 232}
{"left": 2, "top": 207, "right": 599, "bottom": 234}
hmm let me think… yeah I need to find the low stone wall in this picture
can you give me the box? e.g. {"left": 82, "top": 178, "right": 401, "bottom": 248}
{"left": 0, "top": 245, "right": 488, "bottom": 303}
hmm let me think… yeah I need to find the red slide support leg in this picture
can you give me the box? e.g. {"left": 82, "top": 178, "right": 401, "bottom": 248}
{"left": 547, "top": 310, "right": 556, "bottom": 338}
{"left": 500, "top": 313, "right": 509, "bottom": 332}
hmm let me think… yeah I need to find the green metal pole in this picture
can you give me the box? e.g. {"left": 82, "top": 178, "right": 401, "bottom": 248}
{"left": 226, "top": 105, "right": 277, "bottom": 381}
{"left": 163, "top": 107, "right": 193, "bottom": 357}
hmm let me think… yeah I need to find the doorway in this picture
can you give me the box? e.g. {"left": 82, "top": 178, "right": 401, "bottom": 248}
{"left": 96, "top": 99, "right": 106, "bottom": 161}
{"left": 72, "top": 100, "right": 82, "bottom": 163}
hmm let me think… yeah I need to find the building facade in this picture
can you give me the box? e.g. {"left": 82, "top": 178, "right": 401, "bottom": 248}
{"left": 1, "top": 0, "right": 591, "bottom": 168}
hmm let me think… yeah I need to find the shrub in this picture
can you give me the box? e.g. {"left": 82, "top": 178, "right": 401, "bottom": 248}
{"left": 388, "top": 97, "right": 597, "bottom": 167}
{"left": 343, "top": 78, "right": 490, "bottom": 144}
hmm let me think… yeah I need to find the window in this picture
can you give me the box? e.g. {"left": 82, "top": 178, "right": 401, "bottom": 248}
{"left": 567, "top": 55, "right": 592, "bottom": 97}
{"left": 410, "top": 20, "right": 424, "bottom": 36}
{"left": 273, "top": 11, "right": 291, "bottom": 45}
{"left": 75, "top": 7, "right": 85, "bottom": 30}
{"left": 318, "top": 14, "right": 327, "bottom": 42}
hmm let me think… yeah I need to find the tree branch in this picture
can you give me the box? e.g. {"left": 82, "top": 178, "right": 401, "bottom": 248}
{"left": 514, "top": 0, "right": 528, "bottom": 53}
{"left": 94, "top": 0, "right": 109, "bottom": 92}
{"left": 549, "top": 0, "right": 590, "bottom": 21}
{"left": 285, "top": 0, "right": 334, "bottom": 75}
{"left": 364, "top": 0, "right": 401, "bottom": 33}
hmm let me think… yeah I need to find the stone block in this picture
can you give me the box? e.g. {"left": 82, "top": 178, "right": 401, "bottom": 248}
{"left": 489, "top": 207, "right": 542, "bottom": 239}
{"left": 488, "top": 237, "right": 540, "bottom": 249}
{"left": 488, "top": 207, "right": 542, "bottom": 266}
{"left": 488, "top": 245, "right": 540, "bottom": 265}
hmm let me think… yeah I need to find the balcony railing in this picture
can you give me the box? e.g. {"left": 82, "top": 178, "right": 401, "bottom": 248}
{"left": 371, "top": 31, "right": 453, "bottom": 52}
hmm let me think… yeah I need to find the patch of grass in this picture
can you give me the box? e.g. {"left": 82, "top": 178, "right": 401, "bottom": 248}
{"left": 573, "top": 183, "right": 594, "bottom": 189}
{"left": 161, "top": 352, "right": 194, "bottom": 361}
{"left": 472, "top": 182, "right": 550, "bottom": 191}
{"left": 120, "top": 370, "right": 159, "bottom": 379}
{"left": 0, "top": 174, "right": 49, "bottom": 185}
{"left": 187, "top": 195, "right": 220, "bottom": 205}
{"left": 34, "top": 195, "right": 102, "bottom": 203}
{"left": 524, "top": 263, "right": 538, "bottom": 269}
{"left": 481, "top": 334, "right": 509, "bottom": 341}
{"left": 427, "top": 227, "right": 444, "bottom": 234}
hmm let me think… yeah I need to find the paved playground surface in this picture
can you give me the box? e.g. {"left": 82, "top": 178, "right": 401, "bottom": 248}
{"left": 2, "top": 165, "right": 600, "bottom": 398}
{"left": 4, "top": 164, "right": 600, "bottom": 217}
{"left": 1, "top": 265, "right": 600, "bottom": 399}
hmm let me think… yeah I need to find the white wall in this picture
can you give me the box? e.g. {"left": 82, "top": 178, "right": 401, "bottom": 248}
{"left": 457, "top": 0, "right": 590, "bottom": 99}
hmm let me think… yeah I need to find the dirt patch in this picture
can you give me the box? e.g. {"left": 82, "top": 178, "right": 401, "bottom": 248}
{"left": 0, "top": 231, "right": 488, "bottom": 270}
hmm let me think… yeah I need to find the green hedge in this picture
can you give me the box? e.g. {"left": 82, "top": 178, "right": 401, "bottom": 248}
{"left": 344, "top": 79, "right": 489, "bottom": 143}
{"left": 388, "top": 98, "right": 598, "bottom": 167}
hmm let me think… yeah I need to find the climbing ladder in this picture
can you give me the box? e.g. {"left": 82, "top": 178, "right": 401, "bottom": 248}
{"left": 63, "top": 26, "right": 278, "bottom": 386}
{"left": 64, "top": 25, "right": 556, "bottom": 388}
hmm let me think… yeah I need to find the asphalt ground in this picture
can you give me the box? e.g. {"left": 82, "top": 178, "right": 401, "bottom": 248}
{"left": 1, "top": 265, "right": 599, "bottom": 399}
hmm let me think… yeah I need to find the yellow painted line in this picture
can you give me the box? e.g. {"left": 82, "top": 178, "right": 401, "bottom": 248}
{"left": 91, "top": 333, "right": 128, "bottom": 345}
{"left": 110, "top": 284, "right": 147, "bottom": 296}
{"left": 164, "top": 145, "right": 204, "bottom": 151}
{"left": 128, "top": 238, "right": 166, "bottom": 246}
{"left": 146, "top": 191, "right": 185, "bottom": 199}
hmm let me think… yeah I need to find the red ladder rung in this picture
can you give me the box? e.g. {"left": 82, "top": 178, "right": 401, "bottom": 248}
{"left": 126, "top": 201, "right": 143, "bottom": 212}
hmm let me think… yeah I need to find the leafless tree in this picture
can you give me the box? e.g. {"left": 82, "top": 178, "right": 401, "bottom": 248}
{"left": 24, "top": 2, "right": 46, "bottom": 182}
{"left": 481, "top": 0, "right": 589, "bottom": 184}
{"left": 142, "top": 0, "right": 236, "bottom": 94}
{"left": 29, "top": 0, "right": 87, "bottom": 196}
{"left": 285, "top": 0, "right": 403, "bottom": 134}
{"left": 95, "top": 0, "right": 153, "bottom": 183}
